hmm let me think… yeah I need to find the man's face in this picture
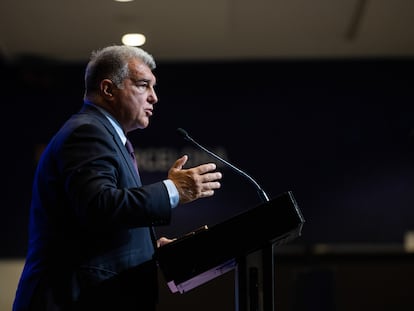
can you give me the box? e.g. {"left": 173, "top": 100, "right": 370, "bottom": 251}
{"left": 114, "top": 58, "right": 158, "bottom": 133}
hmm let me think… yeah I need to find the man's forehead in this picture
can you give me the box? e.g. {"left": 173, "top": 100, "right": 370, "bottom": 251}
{"left": 129, "top": 59, "right": 156, "bottom": 80}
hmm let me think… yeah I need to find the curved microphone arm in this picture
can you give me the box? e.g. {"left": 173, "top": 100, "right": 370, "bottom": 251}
{"left": 177, "top": 128, "right": 269, "bottom": 203}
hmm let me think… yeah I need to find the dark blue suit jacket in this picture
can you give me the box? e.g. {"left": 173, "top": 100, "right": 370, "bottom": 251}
{"left": 13, "top": 103, "right": 171, "bottom": 310}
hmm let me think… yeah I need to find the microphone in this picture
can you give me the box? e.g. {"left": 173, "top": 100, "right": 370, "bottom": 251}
{"left": 176, "top": 127, "right": 269, "bottom": 203}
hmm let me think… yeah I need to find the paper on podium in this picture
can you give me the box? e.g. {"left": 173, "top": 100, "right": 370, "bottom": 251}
{"left": 167, "top": 258, "right": 236, "bottom": 293}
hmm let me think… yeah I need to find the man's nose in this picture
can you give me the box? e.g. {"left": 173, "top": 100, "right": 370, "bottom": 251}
{"left": 149, "top": 87, "right": 158, "bottom": 104}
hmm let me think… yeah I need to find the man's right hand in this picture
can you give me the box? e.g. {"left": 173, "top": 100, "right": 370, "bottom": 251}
{"left": 168, "top": 155, "right": 222, "bottom": 204}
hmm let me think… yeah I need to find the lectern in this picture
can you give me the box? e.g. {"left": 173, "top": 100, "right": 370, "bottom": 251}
{"left": 156, "top": 191, "right": 305, "bottom": 311}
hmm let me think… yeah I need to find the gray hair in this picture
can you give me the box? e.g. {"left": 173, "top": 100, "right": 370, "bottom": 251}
{"left": 84, "top": 45, "right": 156, "bottom": 94}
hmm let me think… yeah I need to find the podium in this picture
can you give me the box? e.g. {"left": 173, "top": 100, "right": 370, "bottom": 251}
{"left": 156, "top": 191, "right": 305, "bottom": 311}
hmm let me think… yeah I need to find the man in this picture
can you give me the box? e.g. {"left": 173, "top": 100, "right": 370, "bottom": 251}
{"left": 13, "top": 45, "right": 222, "bottom": 311}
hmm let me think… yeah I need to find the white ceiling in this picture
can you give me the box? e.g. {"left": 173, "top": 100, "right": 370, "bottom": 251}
{"left": 1, "top": 0, "right": 414, "bottom": 63}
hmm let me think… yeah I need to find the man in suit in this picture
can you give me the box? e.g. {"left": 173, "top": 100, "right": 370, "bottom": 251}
{"left": 13, "top": 45, "right": 222, "bottom": 311}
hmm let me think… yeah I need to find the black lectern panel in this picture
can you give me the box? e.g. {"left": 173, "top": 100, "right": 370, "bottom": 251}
{"left": 156, "top": 191, "right": 304, "bottom": 293}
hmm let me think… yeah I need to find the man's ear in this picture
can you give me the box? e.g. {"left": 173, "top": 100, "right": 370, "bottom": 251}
{"left": 101, "top": 79, "right": 115, "bottom": 99}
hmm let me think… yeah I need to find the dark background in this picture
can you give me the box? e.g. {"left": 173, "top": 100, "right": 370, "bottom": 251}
{"left": 3, "top": 57, "right": 414, "bottom": 310}
{"left": 2, "top": 57, "right": 414, "bottom": 257}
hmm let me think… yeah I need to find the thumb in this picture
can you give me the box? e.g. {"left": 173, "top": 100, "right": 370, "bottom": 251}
{"left": 172, "top": 155, "right": 188, "bottom": 170}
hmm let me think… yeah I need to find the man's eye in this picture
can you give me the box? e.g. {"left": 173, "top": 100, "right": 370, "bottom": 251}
{"left": 136, "top": 83, "right": 148, "bottom": 92}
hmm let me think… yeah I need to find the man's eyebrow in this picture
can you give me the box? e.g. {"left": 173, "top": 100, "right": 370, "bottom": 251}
{"left": 132, "top": 78, "right": 150, "bottom": 83}
{"left": 136, "top": 78, "right": 156, "bottom": 84}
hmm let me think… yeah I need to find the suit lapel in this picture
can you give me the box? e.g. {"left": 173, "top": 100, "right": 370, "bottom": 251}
{"left": 81, "top": 103, "right": 142, "bottom": 187}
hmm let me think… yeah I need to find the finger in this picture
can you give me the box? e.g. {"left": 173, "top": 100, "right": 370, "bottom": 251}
{"left": 157, "top": 237, "right": 176, "bottom": 247}
{"left": 199, "top": 190, "right": 215, "bottom": 198}
{"left": 201, "top": 172, "right": 222, "bottom": 182}
{"left": 201, "top": 181, "right": 221, "bottom": 191}
{"left": 172, "top": 155, "right": 188, "bottom": 170}
{"left": 195, "top": 163, "right": 217, "bottom": 174}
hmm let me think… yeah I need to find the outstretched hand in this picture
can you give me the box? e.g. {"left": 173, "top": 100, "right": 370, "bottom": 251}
{"left": 168, "top": 155, "right": 222, "bottom": 204}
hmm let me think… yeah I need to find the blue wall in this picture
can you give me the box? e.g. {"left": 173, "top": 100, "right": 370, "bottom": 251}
{"left": 2, "top": 58, "right": 414, "bottom": 257}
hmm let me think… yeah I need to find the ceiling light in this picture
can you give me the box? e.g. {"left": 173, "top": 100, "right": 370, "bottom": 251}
{"left": 121, "top": 33, "right": 146, "bottom": 47}
{"left": 114, "top": 0, "right": 134, "bottom": 2}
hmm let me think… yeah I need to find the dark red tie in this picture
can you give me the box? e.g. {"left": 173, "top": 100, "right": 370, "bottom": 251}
{"left": 125, "top": 139, "right": 139, "bottom": 174}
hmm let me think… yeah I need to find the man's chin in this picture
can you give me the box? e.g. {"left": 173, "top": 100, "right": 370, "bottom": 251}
{"left": 138, "top": 120, "right": 150, "bottom": 130}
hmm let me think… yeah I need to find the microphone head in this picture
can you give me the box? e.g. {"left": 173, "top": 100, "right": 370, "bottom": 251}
{"left": 176, "top": 127, "right": 189, "bottom": 139}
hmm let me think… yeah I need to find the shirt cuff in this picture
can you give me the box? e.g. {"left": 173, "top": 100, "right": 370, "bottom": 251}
{"left": 163, "top": 179, "right": 179, "bottom": 208}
